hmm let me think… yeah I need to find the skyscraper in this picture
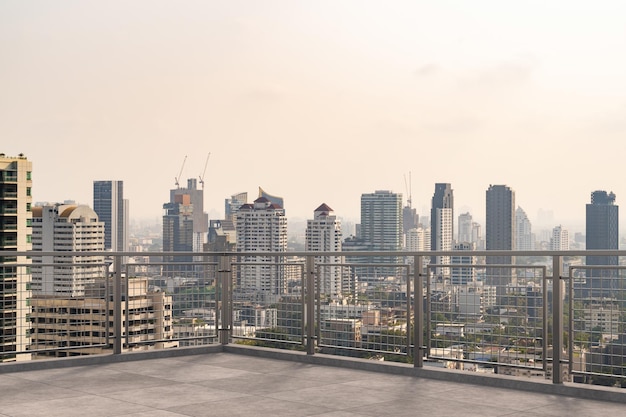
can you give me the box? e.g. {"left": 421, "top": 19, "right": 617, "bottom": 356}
{"left": 236, "top": 197, "right": 287, "bottom": 299}
{"left": 357, "top": 190, "right": 403, "bottom": 280}
{"left": 458, "top": 212, "right": 473, "bottom": 244}
{"left": 31, "top": 204, "right": 105, "bottom": 296}
{"left": 162, "top": 193, "right": 194, "bottom": 275}
{"left": 0, "top": 153, "right": 32, "bottom": 361}
{"left": 515, "top": 206, "right": 533, "bottom": 251}
{"left": 585, "top": 190, "right": 619, "bottom": 297}
{"left": 485, "top": 185, "right": 516, "bottom": 295}
{"left": 550, "top": 225, "right": 569, "bottom": 251}
{"left": 305, "top": 204, "right": 345, "bottom": 299}
{"left": 430, "top": 183, "right": 454, "bottom": 275}
{"left": 93, "top": 180, "right": 128, "bottom": 251}
{"left": 170, "top": 178, "right": 208, "bottom": 252}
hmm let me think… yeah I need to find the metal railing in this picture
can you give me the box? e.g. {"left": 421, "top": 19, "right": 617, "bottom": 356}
{"left": 1, "top": 249, "right": 626, "bottom": 388}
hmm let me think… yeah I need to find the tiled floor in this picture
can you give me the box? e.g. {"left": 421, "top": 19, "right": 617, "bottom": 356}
{"left": 1, "top": 352, "right": 625, "bottom": 416}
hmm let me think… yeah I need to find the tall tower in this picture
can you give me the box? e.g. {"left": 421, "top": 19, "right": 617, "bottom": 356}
{"left": 93, "top": 180, "right": 128, "bottom": 251}
{"left": 485, "top": 185, "right": 516, "bottom": 296}
{"left": 585, "top": 190, "right": 619, "bottom": 297}
{"left": 170, "top": 178, "right": 209, "bottom": 252}
{"left": 306, "top": 204, "right": 345, "bottom": 299}
{"left": 550, "top": 225, "right": 569, "bottom": 251}
{"left": 236, "top": 197, "right": 287, "bottom": 300}
{"left": 358, "top": 190, "right": 403, "bottom": 280}
{"left": 458, "top": 212, "right": 473, "bottom": 244}
{"left": 0, "top": 153, "right": 32, "bottom": 361}
{"left": 515, "top": 206, "right": 533, "bottom": 251}
{"left": 162, "top": 193, "right": 194, "bottom": 276}
{"left": 430, "top": 183, "right": 454, "bottom": 274}
{"left": 31, "top": 204, "right": 105, "bottom": 296}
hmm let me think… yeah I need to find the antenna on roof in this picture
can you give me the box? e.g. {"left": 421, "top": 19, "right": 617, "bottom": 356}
{"left": 199, "top": 152, "right": 211, "bottom": 189}
{"left": 175, "top": 155, "right": 187, "bottom": 189}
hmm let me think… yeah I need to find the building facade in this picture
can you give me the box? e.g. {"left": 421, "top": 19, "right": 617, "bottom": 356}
{"left": 235, "top": 197, "right": 287, "bottom": 300}
{"left": 431, "top": 183, "right": 454, "bottom": 276}
{"left": 485, "top": 185, "right": 516, "bottom": 296}
{"left": 357, "top": 190, "right": 403, "bottom": 280}
{"left": 585, "top": 190, "right": 619, "bottom": 297}
{"left": 305, "top": 203, "right": 344, "bottom": 299}
{"left": 0, "top": 153, "right": 32, "bottom": 362}
{"left": 31, "top": 204, "right": 105, "bottom": 297}
{"left": 93, "top": 180, "right": 128, "bottom": 251}
{"left": 515, "top": 206, "right": 534, "bottom": 251}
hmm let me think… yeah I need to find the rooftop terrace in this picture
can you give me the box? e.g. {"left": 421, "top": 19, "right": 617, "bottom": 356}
{"left": 2, "top": 345, "right": 626, "bottom": 417}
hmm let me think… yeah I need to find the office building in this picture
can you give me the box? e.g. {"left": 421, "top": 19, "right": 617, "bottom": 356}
{"left": 585, "top": 190, "right": 619, "bottom": 297}
{"left": 458, "top": 212, "right": 472, "bottom": 244}
{"left": 0, "top": 153, "right": 32, "bottom": 362}
{"left": 235, "top": 197, "right": 287, "bottom": 300}
{"left": 93, "top": 180, "right": 128, "bottom": 251}
{"left": 356, "top": 190, "right": 403, "bottom": 280}
{"left": 169, "top": 178, "right": 209, "bottom": 253}
{"left": 451, "top": 242, "right": 476, "bottom": 285}
{"left": 225, "top": 192, "right": 248, "bottom": 222}
{"left": 431, "top": 184, "right": 454, "bottom": 276}
{"left": 515, "top": 206, "right": 534, "bottom": 251}
{"left": 485, "top": 185, "right": 516, "bottom": 296}
{"left": 305, "top": 203, "right": 345, "bottom": 299}
{"left": 31, "top": 204, "right": 105, "bottom": 297}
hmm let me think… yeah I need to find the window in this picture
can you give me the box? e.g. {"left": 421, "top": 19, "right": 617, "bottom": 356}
{"left": 26, "top": 187, "right": 31, "bottom": 196}
{"left": 26, "top": 171, "right": 32, "bottom": 180}
{"left": 26, "top": 218, "right": 32, "bottom": 227}
{"left": 26, "top": 235, "right": 32, "bottom": 243}
{"left": 26, "top": 203, "right": 31, "bottom": 212}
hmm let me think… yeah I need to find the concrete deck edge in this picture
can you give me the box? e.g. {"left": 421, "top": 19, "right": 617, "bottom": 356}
{"left": 223, "top": 344, "right": 626, "bottom": 404}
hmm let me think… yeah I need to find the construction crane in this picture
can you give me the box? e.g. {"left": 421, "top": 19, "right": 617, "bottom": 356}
{"left": 174, "top": 155, "right": 187, "bottom": 189}
{"left": 199, "top": 152, "right": 211, "bottom": 189}
{"left": 404, "top": 171, "right": 412, "bottom": 208}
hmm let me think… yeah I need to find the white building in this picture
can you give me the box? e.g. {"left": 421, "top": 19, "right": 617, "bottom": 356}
{"left": 305, "top": 203, "right": 345, "bottom": 299}
{"left": 433, "top": 207, "right": 453, "bottom": 277}
{"left": 550, "top": 225, "right": 569, "bottom": 250}
{"left": 235, "top": 197, "right": 287, "bottom": 298}
{"left": 451, "top": 242, "right": 475, "bottom": 285}
{"left": 515, "top": 206, "right": 534, "bottom": 250}
{"left": 31, "top": 204, "right": 105, "bottom": 297}
{"left": 458, "top": 212, "right": 473, "bottom": 244}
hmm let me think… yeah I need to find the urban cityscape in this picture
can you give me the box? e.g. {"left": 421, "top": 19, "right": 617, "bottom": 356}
{"left": 3, "top": 2, "right": 626, "bottom": 414}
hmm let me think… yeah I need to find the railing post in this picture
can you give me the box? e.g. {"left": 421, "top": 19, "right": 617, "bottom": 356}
{"left": 219, "top": 255, "right": 232, "bottom": 345}
{"left": 306, "top": 255, "right": 316, "bottom": 355}
{"left": 414, "top": 255, "right": 424, "bottom": 368}
{"left": 552, "top": 255, "right": 563, "bottom": 384}
{"left": 113, "top": 254, "right": 122, "bottom": 355}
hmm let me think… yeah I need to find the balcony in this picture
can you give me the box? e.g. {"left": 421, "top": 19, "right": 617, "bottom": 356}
{"left": 1, "top": 249, "right": 626, "bottom": 414}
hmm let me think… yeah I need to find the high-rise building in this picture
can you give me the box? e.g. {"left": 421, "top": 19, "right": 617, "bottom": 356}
{"left": 93, "top": 180, "right": 128, "bottom": 251}
{"left": 306, "top": 204, "right": 345, "bottom": 299}
{"left": 0, "top": 153, "right": 32, "bottom": 362}
{"left": 485, "top": 185, "right": 516, "bottom": 296}
{"left": 31, "top": 204, "right": 105, "bottom": 296}
{"left": 430, "top": 183, "right": 454, "bottom": 275}
{"left": 357, "top": 190, "right": 403, "bottom": 280}
{"left": 169, "top": 178, "right": 209, "bottom": 252}
{"left": 515, "top": 206, "right": 534, "bottom": 251}
{"left": 550, "top": 225, "right": 569, "bottom": 251}
{"left": 585, "top": 190, "right": 619, "bottom": 297}
{"left": 458, "top": 212, "right": 473, "bottom": 244}
{"left": 225, "top": 192, "right": 248, "bottom": 222}
{"left": 235, "top": 197, "right": 287, "bottom": 300}
{"left": 451, "top": 242, "right": 476, "bottom": 285}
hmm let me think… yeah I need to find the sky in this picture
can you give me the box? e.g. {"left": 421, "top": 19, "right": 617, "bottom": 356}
{"left": 2, "top": 1, "right": 626, "bottom": 234}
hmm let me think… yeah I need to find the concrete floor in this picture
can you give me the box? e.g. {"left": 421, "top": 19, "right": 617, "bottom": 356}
{"left": 1, "top": 349, "right": 626, "bottom": 416}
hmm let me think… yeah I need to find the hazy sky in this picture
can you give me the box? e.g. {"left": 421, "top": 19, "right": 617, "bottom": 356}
{"left": 2, "top": 1, "right": 625, "bottom": 233}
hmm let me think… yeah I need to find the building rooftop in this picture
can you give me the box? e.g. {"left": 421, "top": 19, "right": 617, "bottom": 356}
{"left": 1, "top": 345, "right": 625, "bottom": 417}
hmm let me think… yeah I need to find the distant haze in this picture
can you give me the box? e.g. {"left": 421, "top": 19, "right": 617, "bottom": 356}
{"left": 2, "top": 1, "right": 625, "bottom": 235}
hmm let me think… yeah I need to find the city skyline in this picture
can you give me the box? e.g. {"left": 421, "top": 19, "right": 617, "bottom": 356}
{"left": 2, "top": 2, "right": 626, "bottom": 233}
